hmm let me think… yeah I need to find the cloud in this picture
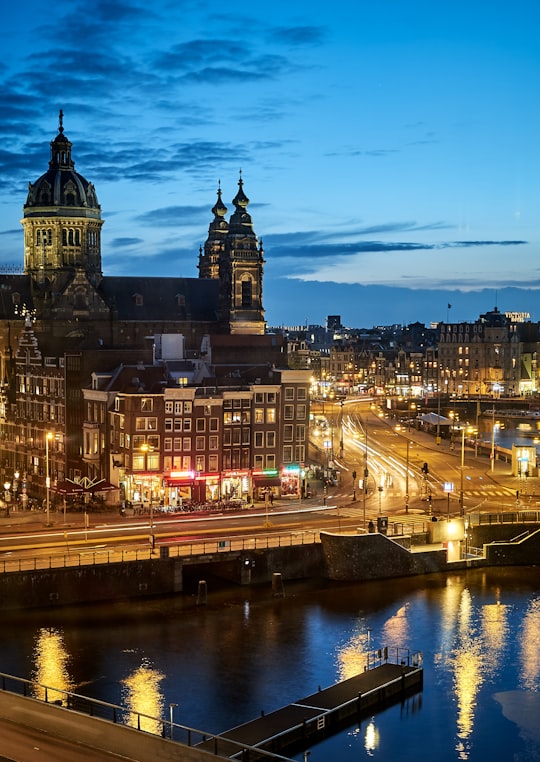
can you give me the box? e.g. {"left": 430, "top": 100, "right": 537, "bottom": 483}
{"left": 109, "top": 237, "right": 144, "bottom": 248}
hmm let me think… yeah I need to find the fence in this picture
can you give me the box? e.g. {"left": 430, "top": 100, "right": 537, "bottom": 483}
{"left": 0, "top": 671, "right": 293, "bottom": 761}
{"left": 0, "top": 531, "right": 320, "bottom": 574}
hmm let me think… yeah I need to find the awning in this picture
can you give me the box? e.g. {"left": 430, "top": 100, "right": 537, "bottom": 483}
{"left": 52, "top": 479, "right": 84, "bottom": 495}
{"left": 86, "top": 479, "right": 118, "bottom": 493}
{"left": 253, "top": 476, "right": 281, "bottom": 487}
{"left": 164, "top": 478, "right": 194, "bottom": 487}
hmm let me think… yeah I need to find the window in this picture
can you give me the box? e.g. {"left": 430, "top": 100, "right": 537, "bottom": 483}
{"left": 174, "top": 419, "right": 182, "bottom": 432}
{"left": 164, "top": 456, "right": 172, "bottom": 471}
{"left": 284, "top": 387, "right": 294, "bottom": 401}
{"left": 147, "top": 435, "right": 160, "bottom": 449}
{"left": 284, "top": 425, "right": 293, "bottom": 441}
{"left": 297, "top": 388, "right": 307, "bottom": 401}
{"left": 132, "top": 454, "right": 145, "bottom": 470}
{"left": 164, "top": 438, "right": 172, "bottom": 451}
{"left": 297, "top": 405, "right": 307, "bottom": 419}
{"left": 208, "top": 454, "right": 219, "bottom": 472}
{"left": 209, "top": 417, "right": 219, "bottom": 432}
{"left": 165, "top": 401, "right": 174, "bottom": 414}
{"left": 135, "top": 417, "right": 157, "bottom": 430}
{"left": 209, "top": 435, "right": 219, "bottom": 450}
{"left": 133, "top": 435, "right": 146, "bottom": 450}
{"left": 296, "top": 424, "right": 305, "bottom": 441}
{"left": 196, "top": 455, "right": 205, "bottom": 472}
{"left": 254, "top": 454, "right": 264, "bottom": 469}
{"left": 266, "top": 432, "right": 276, "bottom": 448}
{"left": 184, "top": 401, "right": 192, "bottom": 414}
{"left": 141, "top": 398, "right": 153, "bottom": 411}
{"left": 266, "top": 454, "right": 276, "bottom": 469}
{"left": 284, "top": 405, "right": 294, "bottom": 421}
{"left": 283, "top": 446, "right": 293, "bottom": 463}
{"left": 255, "top": 432, "right": 264, "bottom": 447}
{"left": 165, "top": 419, "right": 173, "bottom": 432}
{"left": 266, "top": 408, "right": 276, "bottom": 423}
{"left": 183, "top": 437, "right": 191, "bottom": 451}
{"left": 184, "top": 419, "right": 192, "bottom": 432}
{"left": 196, "top": 436, "right": 205, "bottom": 450}
{"left": 255, "top": 392, "right": 263, "bottom": 404}
{"left": 196, "top": 419, "right": 206, "bottom": 432}
{"left": 255, "top": 409, "right": 264, "bottom": 424}
{"left": 174, "top": 401, "right": 183, "bottom": 415}
{"left": 267, "top": 392, "right": 276, "bottom": 404}
{"left": 173, "top": 437, "right": 182, "bottom": 451}
{"left": 147, "top": 453, "right": 160, "bottom": 470}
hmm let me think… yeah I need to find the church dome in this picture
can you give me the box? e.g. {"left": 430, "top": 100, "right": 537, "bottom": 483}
{"left": 24, "top": 111, "right": 100, "bottom": 215}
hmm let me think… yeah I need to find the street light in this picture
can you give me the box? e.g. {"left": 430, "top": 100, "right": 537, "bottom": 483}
{"left": 491, "top": 407, "right": 496, "bottom": 473}
{"left": 140, "top": 444, "right": 155, "bottom": 549}
{"left": 45, "top": 432, "right": 53, "bottom": 526}
{"left": 169, "top": 702, "right": 178, "bottom": 739}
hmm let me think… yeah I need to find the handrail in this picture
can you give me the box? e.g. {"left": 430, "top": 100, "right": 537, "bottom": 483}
{"left": 0, "top": 671, "right": 293, "bottom": 761}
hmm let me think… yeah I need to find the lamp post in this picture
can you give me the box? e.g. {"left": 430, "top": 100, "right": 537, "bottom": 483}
{"left": 45, "top": 432, "right": 53, "bottom": 526}
{"left": 490, "top": 407, "right": 496, "bottom": 473}
{"left": 3, "top": 480, "right": 10, "bottom": 517}
{"left": 169, "top": 702, "right": 178, "bottom": 740}
{"left": 141, "top": 443, "right": 155, "bottom": 549}
{"left": 405, "top": 437, "right": 410, "bottom": 514}
{"left": 460, "top": 426, "right": 465, "bottom": 517}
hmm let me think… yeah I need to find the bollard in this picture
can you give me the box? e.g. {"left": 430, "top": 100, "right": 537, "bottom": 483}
{"left": 197, "top": 579, "right": 207, "bottom": 606}
{"left": 272, "top": 572, "right": 284, "bottom": 598}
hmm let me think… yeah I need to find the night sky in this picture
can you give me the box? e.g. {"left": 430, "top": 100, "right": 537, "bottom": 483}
{"left": 1, "top": 1, "right": 539, "bottom": 327}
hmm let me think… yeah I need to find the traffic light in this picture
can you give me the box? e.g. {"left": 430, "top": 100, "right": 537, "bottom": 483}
{"left": 421, "top": 462, "right": 429, "bottom": 475}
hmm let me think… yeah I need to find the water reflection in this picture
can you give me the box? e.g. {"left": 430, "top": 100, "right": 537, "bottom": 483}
{"left": 518, "top": 596, "right": 540, "bottom": 691}
{"left": 121, "top": 658, "right": 165, "bottom": 734}
{"left": 32, "top": 627, "right": 73, "bottom": 703}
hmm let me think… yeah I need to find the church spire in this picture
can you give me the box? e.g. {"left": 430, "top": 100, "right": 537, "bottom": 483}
{"left": 198, "top": 182, "right": 229, "bottom": 279}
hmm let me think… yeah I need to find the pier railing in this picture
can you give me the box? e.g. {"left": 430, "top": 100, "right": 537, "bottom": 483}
{"left": 0, "top": 671, "right": 294, "bottom": 761}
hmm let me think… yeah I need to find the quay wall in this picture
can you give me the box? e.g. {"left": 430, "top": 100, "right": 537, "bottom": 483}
{"left": 1, "top": 526, "right": 539, "bottom": 610}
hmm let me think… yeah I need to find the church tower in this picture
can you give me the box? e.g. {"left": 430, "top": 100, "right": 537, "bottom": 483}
{"left": 198, "top": 183, "right": 228, "bottom": 279}
{"left": 21, "top": 111, "right": 104, "bottom": 290}
{"left": 218, "top": 174, "right": 265, "bottom": 335}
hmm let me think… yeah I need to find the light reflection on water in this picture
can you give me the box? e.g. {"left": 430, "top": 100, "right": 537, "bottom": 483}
{"left": 32, "top": 627, "right": 73, "bottom": 703}
{"left": 1, "top": 568, "right": 538, "bottom": 761}
{"left": 121, "top": 658, "right": 164, "bottom": 734}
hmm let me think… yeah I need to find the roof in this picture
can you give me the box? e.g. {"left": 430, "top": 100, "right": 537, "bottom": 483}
{"left": 419, "top": 412, "right": 454, "bottom": 425}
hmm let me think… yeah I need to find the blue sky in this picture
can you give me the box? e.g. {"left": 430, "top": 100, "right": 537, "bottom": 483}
{"left": 1, "top": 0, "right": 539, "bottom": 328}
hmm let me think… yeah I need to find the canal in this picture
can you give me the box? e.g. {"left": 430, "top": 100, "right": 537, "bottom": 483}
{"left": 1, "top": 566, "right": 539, "bottom": 761}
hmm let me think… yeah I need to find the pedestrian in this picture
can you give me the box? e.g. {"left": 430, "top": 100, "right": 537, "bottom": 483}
{"left": 269, "top": 492, "right": 274, "bottom": 506}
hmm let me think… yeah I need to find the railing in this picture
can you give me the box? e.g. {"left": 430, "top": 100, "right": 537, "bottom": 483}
{"left": 470, "top": 509, "right": 540, "bottom": 526}
{"left": 0, "top": 672, "right": 293, "bottom": 761}
{"left": 0, "top": 531, "right": 320, "bottom": 574}
{"left": 363, "top": 646, "right": 423, "bottom": 671}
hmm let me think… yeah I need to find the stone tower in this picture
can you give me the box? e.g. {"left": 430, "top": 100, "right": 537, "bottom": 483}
{"left": 21, "top": 111, "right": 104, "bottom": 291}
{"left": 218, "top": 174, "right": 265, "bottom": 335}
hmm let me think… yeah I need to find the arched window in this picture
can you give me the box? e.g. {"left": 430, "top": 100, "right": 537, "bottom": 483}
{"left": 241, "top": 279, "right": 252, "bottom": 308}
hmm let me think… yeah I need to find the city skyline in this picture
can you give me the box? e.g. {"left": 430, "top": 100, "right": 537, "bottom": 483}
{"left": 1, "top": 1, "right": 539, "bottom": 328}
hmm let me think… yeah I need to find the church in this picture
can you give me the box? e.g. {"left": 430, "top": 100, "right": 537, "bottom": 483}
{"left": 0, "top": 114, "right": 311, "bottom": 505}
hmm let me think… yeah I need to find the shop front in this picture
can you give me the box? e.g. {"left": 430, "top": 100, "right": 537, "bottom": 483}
{"left": 164, "top": 471, "right": 196, "bottom": 508}
{"left": 221, "top": 470, "right": 250, "bottom": 501}
{"left": 252, "top": 469, "right": 281, "bottom": 500}
{"left": 280, "top": 464, "right": 305, "bottom": 497}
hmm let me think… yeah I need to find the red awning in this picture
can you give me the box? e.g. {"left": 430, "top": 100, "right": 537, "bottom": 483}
{"left": 52, "top": 479, "right": 84, "bottom": 495}
{"left": 85, "top": 479, "right": 118, "bottom": 493}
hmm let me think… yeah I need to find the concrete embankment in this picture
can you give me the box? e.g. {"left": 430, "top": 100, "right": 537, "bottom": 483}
{"left": 1, "top": 523, "right": 540, "bottom": 610}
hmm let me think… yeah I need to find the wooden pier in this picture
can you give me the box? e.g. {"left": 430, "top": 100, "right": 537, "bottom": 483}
{"left": 199, "top": 650, "right": 423, "bottom": 760}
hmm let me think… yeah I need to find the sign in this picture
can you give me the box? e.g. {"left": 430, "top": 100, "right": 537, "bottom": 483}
{"left": 443, "top": 482, "right": 454, "bottom": 493}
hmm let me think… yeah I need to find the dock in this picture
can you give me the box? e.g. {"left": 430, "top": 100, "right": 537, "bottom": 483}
{"left": 199, "top": 650, "right": 423, "bottom": 759}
